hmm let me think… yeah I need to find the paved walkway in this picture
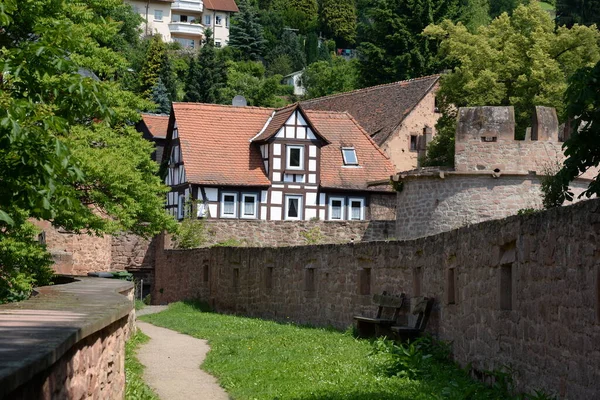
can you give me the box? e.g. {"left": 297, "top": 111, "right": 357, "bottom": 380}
{"left": 136, "top": 308, "right": 229, "bottom": 400}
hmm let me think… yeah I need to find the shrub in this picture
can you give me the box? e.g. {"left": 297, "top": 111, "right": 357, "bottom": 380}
{"left": 301, "top": 226, "right": 324, "bottom": 245}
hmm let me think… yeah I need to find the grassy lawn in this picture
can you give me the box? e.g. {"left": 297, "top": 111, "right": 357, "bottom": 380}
{"left": 538, "top": 1, "right": 555, "bottom": 11}
{"left": 140, "top": 302, "right": 540, "bottom": 400}
{"left": 125, "top": 331, "right": 159, "bottom": 400}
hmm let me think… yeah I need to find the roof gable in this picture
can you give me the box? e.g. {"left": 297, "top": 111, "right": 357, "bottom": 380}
{"left": 204, "top": 0, "right": 239, "bottom": 12}
{"left": 301, "top": 75, "right": 440, "bottom": 146}
{"left": 251, "top": 104, "right": 329, "bottom": 144}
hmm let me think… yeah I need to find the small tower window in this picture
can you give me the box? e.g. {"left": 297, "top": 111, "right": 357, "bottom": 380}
{"left": 342, "top": 148, "right": 358, "bottom": 165}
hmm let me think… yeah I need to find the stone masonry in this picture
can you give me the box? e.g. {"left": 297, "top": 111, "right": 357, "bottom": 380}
{"left": 394, "top": 106, "right": 596, "bottom": 240}
{"left": 153, "top": 199, "right": 600, "bottom": 398}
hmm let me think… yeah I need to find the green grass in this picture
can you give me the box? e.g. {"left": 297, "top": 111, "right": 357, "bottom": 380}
{"left": 538, "top": 1, "right": 555, "bottom": 11}
{"left": 135, "top": 299, "right": 146, "bottom": 311}
{"left": 125, "top": 331, "right": 159, "bottom": 400}
{"left": 140, "top": 302, "right": 540, "bottom": 400}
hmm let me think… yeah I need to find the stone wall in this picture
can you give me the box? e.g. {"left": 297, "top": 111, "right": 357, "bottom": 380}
{"left": 153, "top": 199, "right": 600, "bottom": 398}
{"left": 194, "top": 219, "right": 396, "bottom": 247}
{"left": 395, "top": 173, "right": 591, "bottom": 240}
{"left": 0, "top": 278, "right": 134, "bottom": 400}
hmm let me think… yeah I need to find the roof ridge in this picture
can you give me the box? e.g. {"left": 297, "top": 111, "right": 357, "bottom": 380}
{"left": 173, "top": 102, "right": 276, "bottom": 112}
{"left": 344, "top": 112, "right": 391, "bottom": 161}
{"left": 301, "top": 74, "right": 441, "bottom": 105}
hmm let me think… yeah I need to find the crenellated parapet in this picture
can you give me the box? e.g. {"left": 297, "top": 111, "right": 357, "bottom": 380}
{"left": 454, "top": 106, "right": 568, "bottom": 175}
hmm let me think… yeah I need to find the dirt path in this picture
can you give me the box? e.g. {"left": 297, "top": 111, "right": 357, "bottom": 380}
{"left": 136, "top": 321, "right": 230, "bottom": 400}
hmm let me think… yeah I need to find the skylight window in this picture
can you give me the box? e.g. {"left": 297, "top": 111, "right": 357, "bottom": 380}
{"left": 342, "top": 148, "right": 358, "bottom": 165}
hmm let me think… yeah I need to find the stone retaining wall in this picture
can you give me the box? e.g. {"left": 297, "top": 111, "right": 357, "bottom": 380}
{"left": 0, "top": 278, "right": 134, "bottom": 400}
{"left": 153, "top": 199, "right": 600, "bottom": 398}
{"left": 198, "top": 219, "right": 396, "bottom": 247}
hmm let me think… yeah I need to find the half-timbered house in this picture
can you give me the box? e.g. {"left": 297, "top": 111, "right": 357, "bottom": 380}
{"left": 163, "top": 102, "right": 395, "bottom": 221}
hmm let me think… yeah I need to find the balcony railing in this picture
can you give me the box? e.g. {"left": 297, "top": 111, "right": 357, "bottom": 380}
{"left": 171, "top": 0, "right": 203, "bottom": 12}
{"left": 168, "top": 22, "right": 205, "bottom": 36}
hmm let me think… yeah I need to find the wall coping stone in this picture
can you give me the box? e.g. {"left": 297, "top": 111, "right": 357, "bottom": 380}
{"left": 394, "top": 168, "right": 593, "bottom": 182}
{"left": 0, "top": 277, "right": 134, "bottom": 398}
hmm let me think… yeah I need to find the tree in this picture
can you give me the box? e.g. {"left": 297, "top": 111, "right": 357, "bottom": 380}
{"left": 489, "top": 0, "right": 526, "bottom": 19}
{"left": 356, "top": 0, "right": 462, "bottom": 87}
{"left": 0, "top": 0, "right": 176, "bottom": 301}
{"left": 422, "top": 3, "right": 600, "bottom": 166}
{"left": 557, "top": 0, "right": 600, "bottom": 27}
{"left": 302, "top": 57, "right": 358, "bottom": 99}
{"left": 221, "top": 61, "right": 289, "bottom": 107}
{"left": 138, "top": 35, "right": 177, "bottom": 101}
{"left": 228, "top": 0, "right": 267, "bottom": 61}
{"left": 458, "top": 0, "right": 490, "bottom": 31}
{"left": 542, "top": 61, "right": 600, "bottom": 207}
{"left": 319, "top": 0, "right": 357, "bottom": 46}
{"left": 184, "top": 30, "right": 228, "bottom": 103}
{"left": 271, "top": 0, "right": 318, "bottom": 32}
{"left": 270, "top": 30, "right": 306, "bottom": 72}
{"left": 152, "top": 78, "right": 172, "bottom": 114}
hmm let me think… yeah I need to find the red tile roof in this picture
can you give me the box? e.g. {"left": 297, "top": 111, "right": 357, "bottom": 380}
{"left": 141, "top": 114, "right": 170, "bottom": 139}
{"left": 173, "top": 103, "right": 272, "bottom": 186}
{"left": 204, "top": 0, "right": 239, "bottom": 12}
{"left": 170, "top": 103, "right": 394, "bottom": 191}
{"left": 301, "top": 75, "right": 440, "bottom": 146}
{"left": 305, "top": 111, "right": 394, "bottom": 191}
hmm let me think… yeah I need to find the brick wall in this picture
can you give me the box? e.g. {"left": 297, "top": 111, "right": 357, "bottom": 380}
{"left": 153, "top": 199, "right": 600, "bottom": 398}
{"left": 191, "top": 219, "right": 396, "bottom": 247}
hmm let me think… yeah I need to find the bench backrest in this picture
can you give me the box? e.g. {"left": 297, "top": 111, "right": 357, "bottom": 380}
{"left": 408, "top": 296, "right": 434, "bottom": 331}
{"left": 372, "top": 291, "right": 406, "bottom": 321}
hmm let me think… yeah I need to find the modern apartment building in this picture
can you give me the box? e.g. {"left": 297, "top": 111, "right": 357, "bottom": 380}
{"left": 126, "top": 0, "right": 238, "bottom": 49}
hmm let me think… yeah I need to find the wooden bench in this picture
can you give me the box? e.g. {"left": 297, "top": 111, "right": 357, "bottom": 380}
{"left": 391, "top": 296, "right": 434, "bottom": 341}
{"left": 353, "top": 291, "right": 406, "bottom": 338}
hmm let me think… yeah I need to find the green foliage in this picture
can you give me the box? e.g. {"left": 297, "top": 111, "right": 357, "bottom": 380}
{"left": 302, "top": 57, "right": 358, "bottom": 98}
{"left": 319, "top": 0, "right": 357, "bottom": 45}
{"left": 139, "top": 35, "right": 170, "bottom": 97}
{"left": 270, "top": 30, "right": 306, "bottom": 72}
{"left": 213, "top": 238, "right": 246, "bottom": 247}
{"left": 267, "top": 54, "right": 294, "bottom": 76}
{"left": 489, "top": 0, "right": 527, "bottom": 19}
{"left": 0, "top": 0, "right": 177, "bottom": 301}
{"left": 229, "top": 0, "right": 266, "bottom": 61}
{"left": 0, "top": 215, "right": 54, "bottom": 304}
{"left": 542, "top": 61, "right": 600, "bottom": 207}
{"left": 184, "top": 30, "right": 228, "bottom": 103}
{"left": 151, "top": 78, "right": 171, "bottom": 114}
{"left": 125, "top": 331, "right": 159, "bottom": 400}
{"left": 356, "top": 0, "right": 463, "bottom": 87}
{"left": 301, "top": 226, "right": 324, "bottom": 245}
{"left": 305, "top": 32, "right": 319, "bottom": 65}
{"left": 173, "top": 203, "right": 210, "bottom": 249}
{"left": 141, "top": 302, "right": 555, "bottom": 400}
{"left": 135, "top": 299, "right": 146, "bottom": 311}
{"left": 557, "top": 0, "right": 600, "bottom": 27}
{"left": 222, "top": 61, "right": 289, "bottom": 107}
{"left": 271, "top": 0, "right": 318, "bottom": 33}
{"left": 424, "top": 3, "right": 600, "bottom": 166}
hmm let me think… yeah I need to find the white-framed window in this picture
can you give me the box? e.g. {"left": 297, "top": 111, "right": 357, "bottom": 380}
{"left": 220, "top": 192, "right": 238, "bottom": 218}
{"left": 215, "top": 40, "right": 222, "bottom": 48}
{"left": 177, "top": 194, "right": 185, "bottom": 219}
{"left": 286, "top": 145, "right": 304, "bottom": 170}
{"left": 329, "top": 197, "right": 345, "bottom": 220}
{"left": 226, "top": 17, "right": 229, "bottom": 27}
{"left": 342, "top": 147, "right": 358, "bottom": 165}
{"left": 205, "top": 15, "right": 211, "bottom": 25}
{"left": 241, "top": 194, "right": 258, "bottom": 219}
{"left": 348, "top": 198, "right": 365, "bottom": 221}
{"left": 154, "top": 9, "right": 163, "bottom": 21}
{"left": 285, "top": 195, "right": 303, "bottom": 220}
{"left": 215, "top": 15, "right": 223, "bottom": 25}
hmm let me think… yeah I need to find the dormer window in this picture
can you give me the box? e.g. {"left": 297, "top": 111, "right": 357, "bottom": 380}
{"left": 286, "top": 145, "right": 304, "bottom": 170}
{"left": 342, "top": 148, "right": 358, "bottom": 165}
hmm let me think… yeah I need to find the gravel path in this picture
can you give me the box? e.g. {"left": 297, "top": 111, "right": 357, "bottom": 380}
{"left": 136, "top": 317, "right": 229, "bottom": 400}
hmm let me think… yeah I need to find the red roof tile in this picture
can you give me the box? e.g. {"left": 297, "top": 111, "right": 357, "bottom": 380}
{"left": 173, "top": 103, "right": 272, "bottom": 186}
{"left": 204, "top": 0, "right": 239, "bottom": 12}
{"left": 301, "top": 75, "right": 440, "bottom": 146}
{"left": 141, "top": 114, "right": 170, "bottom": 139}
{"left": 171, "top": 103, "right": 394, "bottom": 191}
{"left": 305, "top": 111, "right": 395, "bottom": 191}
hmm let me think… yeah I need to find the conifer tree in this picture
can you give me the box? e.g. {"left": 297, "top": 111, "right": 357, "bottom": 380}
{"left": 319, "top": 0, "right": 357, "bottom": 45}
{"left": 139, "top": 35, "right": 168, "bottom": 97}
{"left": 184, "top": 30, "right": 228, "bottom": 103}
{"left": 229, "top": 0, "right": 266, "bottom": 61}
{"left": 152, "top": 78, "right": 171, "bottom": 114}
